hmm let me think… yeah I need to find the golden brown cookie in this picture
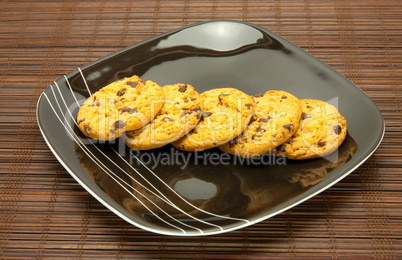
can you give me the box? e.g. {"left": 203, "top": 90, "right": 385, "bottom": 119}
{"left": 76, "top": 75, "right": 165, "bottom": 141}
{"left": 123, "top": 84, "right": 203, "bottom": 150}
{"left": 172, "top": 88, "right": 256, "bottom": 152}
{"left": 219, "top": 90, "right": 302, "bottom": 158}
{"left": 274, "top": 99, "right": 347, "bottom": 160}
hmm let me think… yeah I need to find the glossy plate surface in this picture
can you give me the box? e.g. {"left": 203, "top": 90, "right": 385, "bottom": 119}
{"left": 36, "top": 20, "right": 384, "bottom": 236}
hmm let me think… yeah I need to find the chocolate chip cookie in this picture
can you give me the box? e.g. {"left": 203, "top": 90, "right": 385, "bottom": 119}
{"left": 124, "top": 83, "right": 203, "bottom": 150}
{"left": 274, "top": 99, "right": 347, "bottom": 160}
{"left": 76, "top": 75, "right": 164, "bottom": 141}
{"left": 219, "top": 90, "right": 302, "bottom": 158}
{"left": 172, "top": 88, "right": 255, "bottom": 152}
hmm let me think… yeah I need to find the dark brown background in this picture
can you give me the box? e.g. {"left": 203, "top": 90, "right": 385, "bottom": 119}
{"left": 1, "top": 0, "right": 401, "bottom": 258}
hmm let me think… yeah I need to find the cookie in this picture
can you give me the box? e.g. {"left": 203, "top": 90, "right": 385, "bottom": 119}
{"left": 219, "top": 90, "right": 302, "bottom": 158}
{"left": 76, "top": 75, "right": 165, "bottom": 141}
{"left": 172, "top": 88, "right": 256, "bottom": 152}
{"left": 124, "top": 84, "right": 203, "bottom": 150}
{"left": 274, "top": 99, "right": 347, "bottom": 160}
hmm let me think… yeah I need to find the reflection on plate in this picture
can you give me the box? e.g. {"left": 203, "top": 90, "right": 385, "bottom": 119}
{"left": 75, "top": 133, "right": 357, "bottom": 233}
{"left": 37, "top": 20, "right": 384, "bottom": 236}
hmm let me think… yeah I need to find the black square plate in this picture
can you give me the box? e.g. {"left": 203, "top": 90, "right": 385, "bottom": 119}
{"left": 37, "top": 20, "right": 384, "bottom": 236}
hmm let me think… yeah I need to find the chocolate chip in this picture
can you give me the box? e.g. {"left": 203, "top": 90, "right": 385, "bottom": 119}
{"left": 254, "top": 93, "right": 263, "bottom": 97}
{"left": 245, "top": 103, "right": 253, "bottom": 109}
{"left": 218, "top": 94, "right": 230, "bottom": 103}
{"left": 191, "top": 98, "right": 197, "bottom": 101}
{"left": 120, "top": 108, "right": 137, "bottom": 114}
{"left": 281, "top": 95, "right": 288, "bottom": 99}
{"left": 306, "top": 105, "right": 312, "bottom": 109}
{"left": 301, "top": 112, "right": 311, "bottom": 120}
{"left": 258, "top": 117, "right": 269, "bottom": 123}
{"left": 282, "top": 124, "right": 294, "bottom": 131}
{"left": 117, "top": 88, "right": 126, "bottom": 96}
{"left": 183, "top": 98, "right": 189, "bottom": 103}
{"left": 228, "top": 139, "right": 237, "bottom": 146}
{"left": 272, "top": 134, "right": 277, "bottom": 138}
{"left": 252, "top": 134, "right": 263, "bottom": 140}
{"left": 277, "top": 144, "right": 286, "bottom": 153}
{"left": 201, "top": 112, "right": 212, "bottom": 118}
{"left": 162, "top": 117, "right": 174, "bottom": 122}
{"left": 256, "top": 125, "right": 265, "bottom": 132}
{"left": 114, "top": 120, "right": 125, "bottom": 129}
{"left": 114, "top": 98, "right": 125, "bottom": 105}
{"left": 84, "top": 124, "right": 91, "bottom": 132}
{"left": 127, "top": 81, "right": 138, "bottom": 88}
{"left": 110, "top": 129, "right": 115, "bottom": 134}
{"left": 78, "top": 118, "right": 85, "bottom": 124}
{"left": 333, "top": 125, "right": 342, "bottom": 135}
{"left": 193, "top": 108, "right": 202, "bottom": 118}
{"left": 317, "top": 139, "right": 325, "bottom": 147}
{"left": 181, "top": 110, "right": 193, "bottom": 117}
{"left": 178, "top": 84, "right": 187, "bottom": 92}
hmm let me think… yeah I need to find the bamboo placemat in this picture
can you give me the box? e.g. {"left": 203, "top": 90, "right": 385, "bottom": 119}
{"left": 1, "top": 0, "right": 401, "bottom": 258}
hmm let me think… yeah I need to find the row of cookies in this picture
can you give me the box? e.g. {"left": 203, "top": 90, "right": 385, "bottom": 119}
{"left": 220, "top": 95, "right": 347, "bottom": 160}
{"left": 77, "top": 76, "right": 205, "bottom": 146}
{"left": 76, "top": 75, "right": 347, "bottom": 160}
